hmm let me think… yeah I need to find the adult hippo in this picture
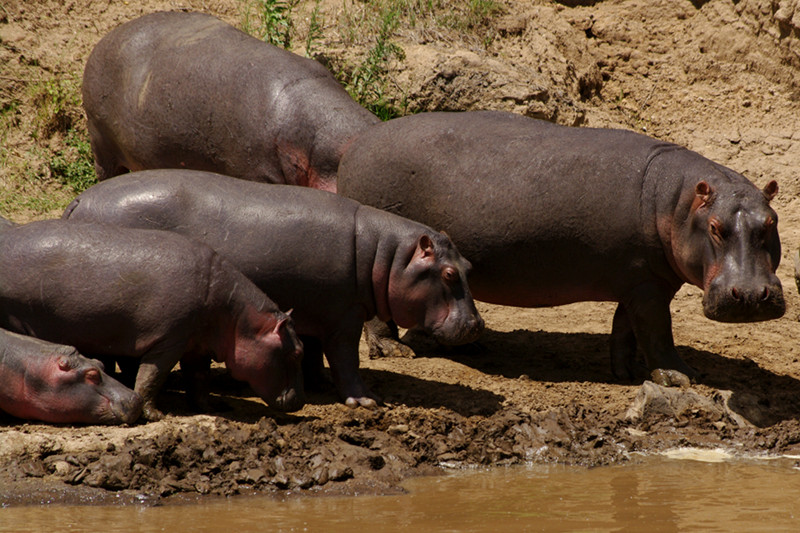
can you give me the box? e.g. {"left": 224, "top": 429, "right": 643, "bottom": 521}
{"left": 0, "top": 220, "right": 304, "bottom": 421}
{"left": 337, "top": 111, "right": 785, "bottom": 385}
{"left": 63, "top": 169, "right": 484, "bottom": 408}
{"left": 0, "top": 328, "right": 142, "bottom": 425}
{"left": 82, "top": 11, "right": 378, "bottom": 192}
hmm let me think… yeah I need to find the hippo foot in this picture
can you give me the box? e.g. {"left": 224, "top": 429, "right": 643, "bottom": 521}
{"left": 344, "top": 396, "right": 380, "bottom": 409}
{"left": 367, "top": 336, "right": 416, "bottom": 359}
{"left": 650, "top": 368, "right": 693, "bottom": 388}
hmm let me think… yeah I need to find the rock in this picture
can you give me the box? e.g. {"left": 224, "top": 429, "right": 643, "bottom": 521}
{"left": 625, "top": 381, "right": 754, "bottom": 428}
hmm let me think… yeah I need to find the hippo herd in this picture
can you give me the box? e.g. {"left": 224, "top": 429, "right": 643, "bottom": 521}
{"left": 0, "top": 11, "right": 788, "bottom": 425}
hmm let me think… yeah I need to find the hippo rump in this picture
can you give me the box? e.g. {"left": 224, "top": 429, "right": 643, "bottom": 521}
{"left": 0, "top": 328, "right": 142, "bottom": 424}
{"left": 82, "top": 10, "right": 378, "bottom": 192}
{"left": 63, "top": 169, "right": 484, "bottom": 408}
{"left": 337, "top": 110, "right": 785, "bottom": 384}
{"left": 0, "top": 220, "right": 304, "bottom": 421}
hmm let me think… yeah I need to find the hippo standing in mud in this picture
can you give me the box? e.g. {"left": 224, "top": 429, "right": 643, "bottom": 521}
{"left": 337, "top": 111, "right": 785, "bottom": 385}
{"left": 0, "top": 220, "right": 304, "bottom": 421}
{"left": 63, "top": 170, "right": 484, "bottom": 408}
{"left": 0, "top": 328, "right": 142, "bottom": 425}
{"left": 81, "top": 10, "right": 378, "bottom": 192}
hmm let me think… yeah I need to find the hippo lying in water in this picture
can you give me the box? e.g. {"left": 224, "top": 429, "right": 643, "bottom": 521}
{"left": 82, "top": 10, "right": 378, "bottom": 192}
{"left": 337, "top": 110, "right": 785, "bottom": 385}
{"left": 0, "top": 220, "right": 304, "bottom": 421}
{"left": 63, "top": 169, "right": 484, "bottom": 408}
{"left": 0, "top": 328, "right": 142, "bottom": 425}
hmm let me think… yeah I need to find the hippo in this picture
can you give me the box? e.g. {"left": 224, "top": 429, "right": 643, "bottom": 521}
{"left": 337, "top": 110, "right": 785, "bottom": 385}
{"left": 0, "top": 216, "right": 15, "bottom": 229}
{"left": 82, "top": 10, "right": 379, "bottom": 192}
{"left": 0, "top": 220, "right": 304, "bottom": 421}
{"left": 0, "top": 328, "right": 142, "bottom": 424}
{"left": 63, "top": 169, "right": 484, "bottom": 408}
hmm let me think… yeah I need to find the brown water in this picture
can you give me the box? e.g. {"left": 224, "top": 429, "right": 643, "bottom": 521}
{"left": 2, "top": 450, "right": 800, "bottom": 532}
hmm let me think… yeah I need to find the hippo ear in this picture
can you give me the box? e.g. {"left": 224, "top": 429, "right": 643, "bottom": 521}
{"left": 695, "top": 181, "right": 714, "bottom": 207}
{"left": 417, "top": 234, "right": 435, "bottom": 259}
{"left": 272, "top": 316, "right": 291, "bottom": 337}
{"left": 762, "top": 180, "right": 779, "bottom": 202}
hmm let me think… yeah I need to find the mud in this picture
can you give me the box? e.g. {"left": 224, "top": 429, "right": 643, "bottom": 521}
{"left": 2, "top": 0, "right": 800, "bottom": 505}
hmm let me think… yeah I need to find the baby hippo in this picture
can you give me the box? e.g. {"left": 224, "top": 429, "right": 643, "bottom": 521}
{"left": 0, "top": 328, "right": 142, "bottom": 425}
{"left": 0, "top": 220, "right": 304, "bottom": 421}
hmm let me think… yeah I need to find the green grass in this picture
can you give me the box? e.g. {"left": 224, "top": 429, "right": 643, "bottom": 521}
{"left": 343, "top": 6, "right": 407, "bottom": 120}
{"left": 241, "top": 0, "right": 297, "bottom": 48}
{"left": 48, "top": 128, "right": 97, "bottom": 194}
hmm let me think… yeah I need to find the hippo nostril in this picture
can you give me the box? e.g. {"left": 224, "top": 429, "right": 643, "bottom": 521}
{"left": 731, "top": 287, "right": 741, "bottom": 301}
{"left": 761, "top": 287, "right": 770, "bottom": 301}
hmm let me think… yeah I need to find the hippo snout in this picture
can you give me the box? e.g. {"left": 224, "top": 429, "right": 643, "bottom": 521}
{"left": 273, "top": 385, "right": 306, "bottom": 413}
{"left": 431, "top": 313, "right": 485, "bottom": 346}
{"left": 703, "top": 277, "right": 785, "bottom": 323}
{"left": 107, "top": 390, "right": 144, "bottom": 425}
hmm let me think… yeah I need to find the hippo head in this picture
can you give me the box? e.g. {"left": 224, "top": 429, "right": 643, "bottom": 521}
{"left": 672, "top": 176, "right": 784, "bottom": 323}
{"left": 231, "top": 309, "right": 305, "bottom": 412}
{"left": 24, "top": 348, "right": 143, "bottom": 425}
{"left": 387, "top": 232, "right": 484, "bottom": 345}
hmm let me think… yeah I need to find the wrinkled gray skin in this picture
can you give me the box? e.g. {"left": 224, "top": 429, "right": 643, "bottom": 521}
{"left": 0, "top": 328, "right": 142, "bottom": 424}
{"left": 0, "top": 220, "right": 304, "bottom": 421}
{"left": 82, "top": 11, "right": 378, "bottom": 192}
{"left": 63, "top": 170, "right": 484, "bottom": 408}
{"left": 338, "top": 111, "right": 785, "bottom": 384}
{"left": 0, "top": 216, "right": 15, "bottom": 230}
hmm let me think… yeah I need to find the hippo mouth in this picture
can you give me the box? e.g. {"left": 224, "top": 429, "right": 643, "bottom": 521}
{"left": 702, "top": 288, "right": 786, "bottom": 323}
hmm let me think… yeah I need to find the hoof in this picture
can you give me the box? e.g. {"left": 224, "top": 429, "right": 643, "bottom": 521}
{"left": 344, "top": 396, "right": 379, "bottom": 409}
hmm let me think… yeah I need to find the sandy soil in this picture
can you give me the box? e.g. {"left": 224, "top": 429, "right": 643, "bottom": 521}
{"left": 2, "top": 0, "right": 800, "bottom": 504}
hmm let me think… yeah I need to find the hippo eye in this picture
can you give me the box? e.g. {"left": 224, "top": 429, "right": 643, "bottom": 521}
{"left": 442, "top": 267, "right": 458, "bottom": 283}
{"left": 709, "top": 219, "right": 724, "bottom": 243}
{"left": 85, "top": 369, "right": 102, "bottom": 385}
{"left": 764, "top": 216, "right": 775, "bottom": 231}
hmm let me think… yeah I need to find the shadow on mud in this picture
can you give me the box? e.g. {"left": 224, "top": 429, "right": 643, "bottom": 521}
{"left": 425, "top": 328, "right": 800, "bottom": 427}
{"left": 159, "top": 365, "right": 505, "bottom": 421}
{"left": 362, "top": 368, "right": 504, "bottom": 416}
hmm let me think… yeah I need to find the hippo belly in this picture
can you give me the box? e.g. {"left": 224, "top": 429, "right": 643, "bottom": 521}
{"left": 338, "top": 110, "right": 784, "bottom": 384}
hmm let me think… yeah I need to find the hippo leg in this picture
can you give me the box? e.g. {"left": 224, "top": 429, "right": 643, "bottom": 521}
{"left": 300, "top": 336, "right": 329, "bottom": 392}
{"left": 324, "top": 316, "right": 380, "bottom": 409}
{"left": 87, "top": 121, "right": 129, "bottom": 180}
{"left": 623, "top": 282, "right": 698, "bottom": 386}
{"left": 364, "top": 318, "right": 416, "bottom": 359}
{"left": 134, "top": 346, "right": 183, "bottom": 421}
{"left": 179, "top": 355, "right": 218, "bottom": 413}
{"left": 609, "top": 305, "right": 644, "bottom": 381}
